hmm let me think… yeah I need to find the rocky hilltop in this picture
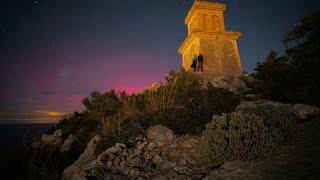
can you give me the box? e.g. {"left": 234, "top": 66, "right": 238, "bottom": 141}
{"left": 33, "top": 97, "right": 320, "bottom": 180}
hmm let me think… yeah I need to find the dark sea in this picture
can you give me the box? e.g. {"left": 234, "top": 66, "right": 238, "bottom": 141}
{"left": 0, "top": 123, "right": 53, "bottom": 161}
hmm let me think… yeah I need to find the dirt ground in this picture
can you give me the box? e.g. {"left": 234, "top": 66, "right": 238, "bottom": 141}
{"left": 207, "top": 118, "right": 320, "bottom": 179}
{"left": 258, "top": 118, "right": 320, "bottom": 179}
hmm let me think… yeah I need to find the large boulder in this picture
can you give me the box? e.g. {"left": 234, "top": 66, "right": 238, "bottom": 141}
{"left": 60, "top": 134, "right": 78, "bottom": 153}
{"left": 147, "top": 125, "right": 174, "bottom": 146}
{"left": 62, "top": 135, "right": 102, "bottom": 180}
{"left": 210, "top": 75, "right": 248, "bottom": 94}
{"left": 245, "top": 94, "right": 261, "bottom": 101}
{"left": 242, "top": 74, "right": 263, "bottom": 89}
{"left": 293, "top": 104, "right": 320, "bottom": 120}
{"left": 40, "top": 129, "right": 63, "bottom": 148}
{"left": 167, "top": 136, "right": 206, "bottom": 167}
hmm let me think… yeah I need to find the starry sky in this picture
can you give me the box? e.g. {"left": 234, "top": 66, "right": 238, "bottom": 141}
{"left": 1, "top": 0, "right": 319, "bottom": 123}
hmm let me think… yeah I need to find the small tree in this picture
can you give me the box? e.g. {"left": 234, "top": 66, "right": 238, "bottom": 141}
{"left": 253, "top": 11, "right": 320, "bottom": 105}
{"left": 82, "top": 90, "right": 125, "bottom": 121}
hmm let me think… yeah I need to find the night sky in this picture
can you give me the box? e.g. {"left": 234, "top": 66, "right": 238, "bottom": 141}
{"left": 1, "top": 0, "right": 319, "bottom": 123}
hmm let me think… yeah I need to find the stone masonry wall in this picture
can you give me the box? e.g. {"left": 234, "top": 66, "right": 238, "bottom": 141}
{"left": 200, "top": 38, "right": 242, "bottom": 77}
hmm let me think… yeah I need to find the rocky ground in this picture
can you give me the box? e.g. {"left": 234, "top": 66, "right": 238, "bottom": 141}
{"left": 204, "top": 118, "right": 320, "bottom": 179}
{"left": 259, "top": 118, "right": 320, "bottom": 179}
{"left": 60, "top": 117, "right": 320, "bottom": 179}
{"left": 33, "top": 74, "right": 320, "bottom": 179}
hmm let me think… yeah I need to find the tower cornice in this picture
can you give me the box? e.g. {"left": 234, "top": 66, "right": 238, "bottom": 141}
{"left": 178, "top": 31, "right": 242, "bottom": 54}
{"left": 185, "top": 1, "right": 226, "bottom": 25}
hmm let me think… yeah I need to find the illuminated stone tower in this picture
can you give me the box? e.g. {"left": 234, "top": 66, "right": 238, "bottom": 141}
{"left": 178, "top": 0, "right": 242, "bottom": 78}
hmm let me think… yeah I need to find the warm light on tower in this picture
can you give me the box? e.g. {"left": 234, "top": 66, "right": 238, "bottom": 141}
{"left": 178, "top": 0, "right": 243, "bottom": 78}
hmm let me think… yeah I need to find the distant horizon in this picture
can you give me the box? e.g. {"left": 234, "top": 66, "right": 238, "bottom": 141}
{"left": 0, "top": 120, "right": 58, "bottom": 125}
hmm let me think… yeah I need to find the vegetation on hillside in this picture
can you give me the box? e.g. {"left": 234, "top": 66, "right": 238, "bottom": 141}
{"left": 202, "top": 102, "right": 298, "bottom": 164}
{"left": 254, "top": 11, "right": 320, "bottom": 106}
{"left": 51, "top": 70, "right": 240, "bottom": 151}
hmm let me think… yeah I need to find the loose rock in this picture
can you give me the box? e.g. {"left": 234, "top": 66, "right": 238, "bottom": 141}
{"left": 60, "top": 134, "right": 78, "bottom": 153}
{"left": 293, "top": 104, "right": 320, "bottom": 120}
{"left": 40, "top": 129, "right": 63, "bottom": 148}
{"left": 62, "top": 135, "right": 102, "bottom": 180}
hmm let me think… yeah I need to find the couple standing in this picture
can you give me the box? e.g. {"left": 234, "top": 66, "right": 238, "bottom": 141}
{"left": 191, "top": 54, "right": 204, "bottom": 72}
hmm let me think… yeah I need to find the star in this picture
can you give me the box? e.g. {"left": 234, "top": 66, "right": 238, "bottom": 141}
{"left": 232, "top": 0, "right": 239, "bottom": 8}
{"left": 1, "top": 26, "right": 7, "bottom": 32}
{"left": 48, "top": 41, "right": 56, "bottom": 48}
{"left": 34, "top": 0, "right": 39, "bottom": 4}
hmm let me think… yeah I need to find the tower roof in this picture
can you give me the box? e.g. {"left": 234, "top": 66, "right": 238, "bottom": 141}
{"left": 185, "top": 0, "right": 226, "bottom": 24}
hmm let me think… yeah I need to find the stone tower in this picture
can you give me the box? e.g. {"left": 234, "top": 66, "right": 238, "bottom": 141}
{"left": 178, "top": 0, "right": 242, "bottom": 78}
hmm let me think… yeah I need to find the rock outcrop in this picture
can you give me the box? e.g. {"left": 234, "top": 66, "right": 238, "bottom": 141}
{"left": 62, "top": 135, "right": 102, "bottom": 180}
{"left": 61, "top": 134, "right": 78, "bottom": 153}
{"left": 210, "top": 75, "right": 249, "bottom": 94}
{"left": 60, "top": 101, "right": 319, "bottom": 180}
{"left": 63, "top": 125, "right": 208, "bottom": 180}
{"left": 293, "top": 104, "right": 320, "bottom": 120}
{"left": 146, "top": 125, "right": 174, "bottom": 146}
{"left": 33, "top": 129, "right": 63, "bottom": 148}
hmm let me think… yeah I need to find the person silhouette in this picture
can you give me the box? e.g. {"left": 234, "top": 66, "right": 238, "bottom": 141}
{"left": 190, "top": 55, "right": 198, "bottom": 72}
{"left": 197, "top": 54, "right": 204, "bottom": 72}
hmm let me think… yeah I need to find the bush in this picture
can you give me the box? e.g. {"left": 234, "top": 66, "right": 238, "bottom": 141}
{"left": 254, "top": 11, "right": 320, "bottom": 106}
{"left": 44, "top": 70, "right": 240, "bottom": 166}
{"left": 147, "top": 85, "right": 240, "bottom": 135}
{"left": 236, "top": 102, "right": 298, "bottom": 141}
{"left": 95, "top": 119, "right": 122, "bottom": 154}
{"left": 203, "top": 103, "right": 298, "bottom": 164}
{"left": 76, "top": 118, "right": 100, "bottom": 144}
{"left": 48, "top": 112, "right": 99, "bottom": 145}
{"left": 82, "top": 90, "right": 126, "bottom": 121}
{"left": 148, "top": 106, "right": 194, "bottom": 135}
{"left": 96, "top": 104, "right": 146, "bottom": 153}
{"left": 138, "top": 71, "right": 240, "bottom": 135}
{"left": 93, "top": 70, "right": 240, "bottom": 154}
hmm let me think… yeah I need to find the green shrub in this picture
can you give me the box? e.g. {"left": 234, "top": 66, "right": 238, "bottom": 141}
{"left": 203, "top": 103, "right": 298, "bottom": 164}
{"left": 82, "top": 90, "right": 126, "bottom": 121}
{"left": 253, "top": 11, "right": 320, "bottom": 106}
{"left": 96, "top": 105, "right": 146, "bottom": 153}
{"left": 147, "top": 86, "right": 240, "bottom": 135}
{"left": 236, "top": 102, "right": 298, "bottom": 142}
{"left": 95, "top": 119, "right": 122, "bottom": 154}
{"left": 48, "top": 70, "right": 240, "bottom": 156}
{"left": 203, "top": 112, "right": 268, "bottom": 164}
{"left": 76, "top": 118, "right": 99, "bottom": 144}
{"left": 137, "top": 71, "right": 240, "bottom": 135}
{"left": 148, "top": 106, "right": 195, "bottom": 135}
{"left": 48, "top": 112, "right": 99, "bottom": 145}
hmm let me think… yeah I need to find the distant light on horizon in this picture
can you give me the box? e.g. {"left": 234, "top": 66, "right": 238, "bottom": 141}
{"left": 35, "top": 110, "right": 66, "bottom": 117}
{"left": 0, "top": 111, "right": 67, "bottom": 124}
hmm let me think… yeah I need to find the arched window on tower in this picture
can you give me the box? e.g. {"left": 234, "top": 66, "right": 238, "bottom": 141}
{"left": 212, "top": 15, "right": 221, "bottom": 32}
{"left": 203, "top": 14, "right": 210, "bottom": 31}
